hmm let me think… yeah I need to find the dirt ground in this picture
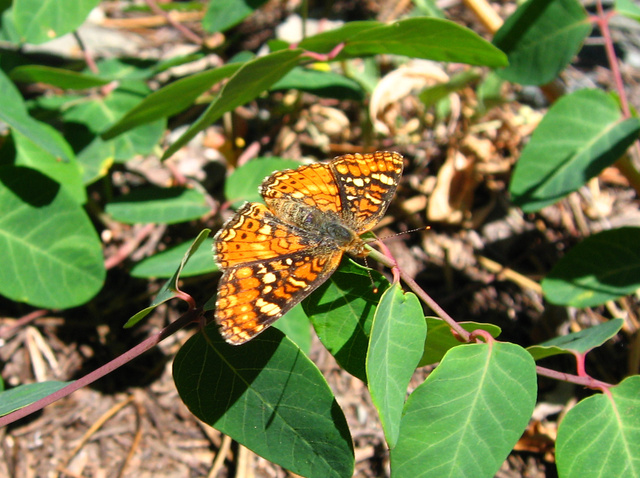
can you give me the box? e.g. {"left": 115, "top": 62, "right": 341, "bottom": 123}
{"left": 2, "top": 0, "right": 640, "bottom": 477}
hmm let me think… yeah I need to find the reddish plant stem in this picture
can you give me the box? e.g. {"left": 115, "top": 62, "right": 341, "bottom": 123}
{"left": 373, "top": 240, "right": 400, "bottom": 284}
{"left": 593, "top": 5, "right": 628, "bottom": 117}
{"left": 367, "top": 247, "right": 470, "bottom": 341}
{"left": 370, "top": 247, "right": 617, "bottom": 391}
{"left": 469, "top": 328, "right": 495, "bottom": 344}
{"left": 144, "top": 0, "right": 203, "bottom": 45}
{"left": 573, "top": 351, "right": 588, "bottom": 377}
{"left": 536, "top": 365, "right": 611, "bottom": 392}
{"left": 0, "top": 309, "right": 49, "bottom": 340}
{"left": 73, "top": 31, "right": 98, "bottom": 74}
{"left": 104, "top": 224, "right": 157, "bottom": 270}
{"left": 0, "top": 308, "right": 200, "bottom": 427}
{"left": 592, "top": 1, "right": 640, "bottom": 193}
{"left": 295, "top": 42, "right": 345, "bottom": 62}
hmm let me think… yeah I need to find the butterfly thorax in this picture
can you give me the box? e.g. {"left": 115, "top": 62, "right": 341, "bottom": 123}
{"left": 268, "top": 198, "right": 368, "bottom": 257}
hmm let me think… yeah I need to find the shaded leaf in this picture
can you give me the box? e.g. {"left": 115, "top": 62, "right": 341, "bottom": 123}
{"left": 0, "top": 69, "right": 73, "bottom": 162}
{"left": 162, "top": 49, "right": 303, "bottom": 160}
{"left": 272, "top": 304, "right": 313, "bottom": 355}
{"left": 125, "top": 229, "right": 211, "bottom": 327}
{"left": 272, "top": 67, "right": 365, "bottom": 100}
{"left": 493, "top": 0, "right": 591, "bottom": 85}
{"left": 303, "top": 260, "right": 389, "bottom": 382}
{"left": 173, "top": 325, "right": 354, "bottom": 478}
{"left": 225, "top": 157, "right": 302, "bottom": 206}
{"left": 63, "top": 87, "right": 166, "bottom": 162}
{"left": 542, "top": 227, "right": 640, "bottom": 307}
{"left": 106, "top": 187, "right": 210, "bottom": 225}
{"left": 131, "top": 238, "right": 218, "bottom": 279}
{"left": 510, "top": 89, "right": 640, "bottom": 212}
{"left": 11, "top": 65, "right": 111, "bottom": 89}
{"left": 12, "top": 129, "right": 86, "bottom": 204}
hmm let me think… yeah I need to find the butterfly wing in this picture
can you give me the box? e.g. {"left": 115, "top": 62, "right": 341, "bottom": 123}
{"left": 214, "top": 202, "right": 342, "bottom": 345}
{"left": 329, "top": 151, "right": 403, "bottom": 233}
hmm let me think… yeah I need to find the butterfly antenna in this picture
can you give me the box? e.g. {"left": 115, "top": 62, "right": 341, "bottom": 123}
{"left": 376, "top": 226, "right": 430, "bottom": 241}
{"left": 363, "top": 256, "right": 379, "bottom": 294}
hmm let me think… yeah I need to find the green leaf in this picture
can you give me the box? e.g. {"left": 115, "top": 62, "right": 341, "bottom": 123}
{"left": 75, "top": 137, "right": 115, "bottom": 185}
{"left": 418, "top": 318, "right": 502, "bottom": 366}
{"left": 476, "top": 71, "right": 506, "bottom": 112}
{"left": 202, "top": 0, "right": 269, "bottom": 33}
{"left": 410, "top": 0, "right": 446, "bottom": 18}
{"left": 303, "top": 260, "right": 390, "bottom": 382}
{"left": 162, "top": 49, "right": 303, "bottom": 160}
{"left": 11, "top": 65, "right": 111, "bottom": 89}
{"left": 0, "top": 69, "right": 73, "bottom": 162}
{"left": 12, "top": 129, "right": 86, "bottom": 204}
{"left": 272, "top": 304, "right": 313, "bottom": 355}
{"left": 106, "top": 186, "right": 210, "bottom": 225}
{"left": 0, "top": 2, "right": 20, "bottom": 43}
{"left": 556, "top": 375, "right": 640, "bottom": 477}
{"left": 131, "top": 238, "right": 218, "bottom": 279}
{"left": 125, "top": 229, "right": 211, "bottom": 327}
{"left": 225, "top": 157, "right": 302, "bottom": 206}
{"left": 542, "top": 227, "right": 640, "bottom": 307}
{"left": 0, "top": 381, "right": 72, "bottom": 416}
{"left": 616, "top": 0, "right": 640, "bottom": 21}
{"left": 419, "top": 69, "right": 481, "bottom": 107}
{"left": 93, "top": 57, "right": 157, "bottom": 82}
{"left": 510, "top": 89, "right": 640, "bottom": 212}
{"left": 62, "top": 88, "right": 166, "bottom": 162}
{"left": 12, "top": 0, "right": 99, "bottom": 44}
{"left": 0, "top": 166, "right": 105, "bottom": 309}
{"left": 103, "top": 63, "right": 243, "bottom": 139}
{"left": 527, "top": 318, "right": 624, "bottom": 360}
{"left": 272, "top": 67, "right": 365, "bottom": 100}
{"left": 493, "top": 0, "right": 591, "bottom": 85}
{"left": 391, "top": 342, "right": 537, "bottom": 477}
{"left": 299, "top": 18, "right": 507, "bottom": 68}
{"left": 173, "top": 325, "right": 354, "bottom": 478}
{"left": 366, "top": 284, "right": 426, "bottom": 448}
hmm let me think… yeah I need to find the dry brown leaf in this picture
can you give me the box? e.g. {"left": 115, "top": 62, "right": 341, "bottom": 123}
{"left": 369, "top": 60, "right": 451, "bottom": 136}
{"left": 427, "top": 150, "right": 478, "bottom": 224}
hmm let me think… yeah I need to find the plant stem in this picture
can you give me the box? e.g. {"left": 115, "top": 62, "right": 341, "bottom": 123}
{"left": 536, "top": 365, "right": 612, "bottom": 392}
{"left": 593, "top": 1, "right": 640, "bottom": 193}
{"left": 367, "top": 247, "right": 470, "bottom": 340}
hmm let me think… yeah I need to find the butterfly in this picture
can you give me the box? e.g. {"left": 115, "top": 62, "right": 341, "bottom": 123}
{"left": 213, "top": 151, "right": 403, "bottom": 344}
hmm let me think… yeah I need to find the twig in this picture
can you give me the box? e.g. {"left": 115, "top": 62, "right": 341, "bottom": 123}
{"left": 104, "top": 223, "right": 157, "bottom": 270}
{"left": 59, "top": 395, "right": 135, "bottom": 473}
{"left": 144, "top": 0, "right": 203, "bottom": 45}
{"left": 0, "top": 309, "right": 48, "bottom": 340}
{"left": 208, "top": 434, "right": 232, "bottom": 478}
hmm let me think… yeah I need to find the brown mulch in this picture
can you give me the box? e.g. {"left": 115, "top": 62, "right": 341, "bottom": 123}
{"left": 2, "top": 0, "right": 640, "bottom": 477}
